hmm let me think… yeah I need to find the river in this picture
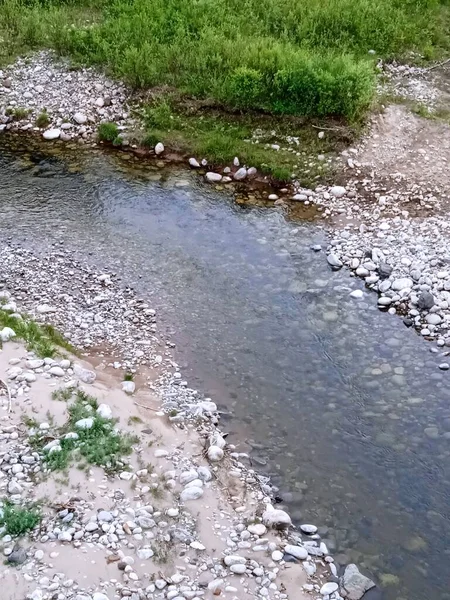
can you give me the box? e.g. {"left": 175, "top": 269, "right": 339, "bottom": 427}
{"left": 1, "top": 136, "right": 449, "bottom": 600}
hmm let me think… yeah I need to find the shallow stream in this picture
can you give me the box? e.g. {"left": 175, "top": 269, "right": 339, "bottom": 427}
{"left": 1, "top": 138, "right": 449, "bottom": 600}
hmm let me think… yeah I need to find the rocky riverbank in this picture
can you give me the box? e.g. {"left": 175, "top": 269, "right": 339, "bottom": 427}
{"left": 0, "top": 245, "right": 376, "bottom": 600}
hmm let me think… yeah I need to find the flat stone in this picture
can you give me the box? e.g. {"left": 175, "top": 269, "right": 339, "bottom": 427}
{"left": 75, "top": 417, "right": 94, "bottom": 429}
{"left": 205, "top": 172, "right": 222, "bottom": 183}
{"left": 284, "top": 544, "right": 308, "bottom": 560}
{"left": 330, "top": 186, "right": 346, "bottom": 198}
{"left": 300, "top": 523, "right": 318, "bottom": 534}
{"left": 74, "top": 112, "right": 87, "bottom": 124}
{"left": 391, "top": 278, "right": 413, "bottom": 291}
{"left": 320, "top": 582, "right": 339, "bottom": 595}
{"left": 49, "top": 366, "right": 65, "bottom": 377}
{"left": 43, "top": 129, "right": 60, "bottom": 140}
{"left": 327, "top": 254, "right": 342, "bottom": 269}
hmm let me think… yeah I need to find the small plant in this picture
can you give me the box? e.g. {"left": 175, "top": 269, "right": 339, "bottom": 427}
{"left": 5, "top": 107, "right": 30, "bottom": 120}
{"left": 152, "top": 538, "right": 172, "bottom": 564}
{"left": 52, "top": 387, "right": 73, "bottom": 402}
{"left": 22, "top": 415, "right": 39, "bottom": 429}
{"left": 35, "top": 110, "right": 50, "bottom": 128}
{"left": 0, "top": 501, "right": 41, "bottom": 537}
{"left": 124, "top": 372, "right": 134, "bottom": 381}
{"left": 38, "top": 390, "right": 137, "bottom": 474}
{"left": 0, "top": 310, "right": 74, "bottom": 358}
{"left": 128, "top": 415, "right": 143, "bottom": 425}
{"left": 98, "top": 122, "right": 121, "bottom": 145}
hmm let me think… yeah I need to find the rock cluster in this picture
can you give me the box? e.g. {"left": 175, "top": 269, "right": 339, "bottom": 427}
{"left": 0, "top": 51, "right": 131, "bottom": 141}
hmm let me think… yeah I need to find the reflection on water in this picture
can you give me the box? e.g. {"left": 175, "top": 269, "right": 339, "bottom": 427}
{"left": 1, "top": 138, "right": 450, "bottom": 600}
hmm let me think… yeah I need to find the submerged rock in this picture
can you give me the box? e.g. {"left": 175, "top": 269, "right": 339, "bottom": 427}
{"left": 340, "top": 563, "right": 376, "bottom": 600}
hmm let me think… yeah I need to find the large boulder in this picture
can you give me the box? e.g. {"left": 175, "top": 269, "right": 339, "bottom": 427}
{"left": 340, "top": 564, "right": 376, "bottom": 600}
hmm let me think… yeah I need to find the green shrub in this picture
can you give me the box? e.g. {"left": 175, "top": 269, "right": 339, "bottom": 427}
{"left": 0, "top": 502, "right": 41, "bottom": 537}
{"left": 225, "top": 67, "right": 265, "bottom": 109}
{"left": 35, "top": 110, "right": 50, "bottom": 128}
{"left": 97, "top": 122, "right": 119, "bottom": 142}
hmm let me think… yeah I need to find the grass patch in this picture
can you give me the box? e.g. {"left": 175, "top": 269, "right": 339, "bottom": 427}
{"left": 137, "top": 97, "right": 349, "bottom": 184}
{"left": 0, "top": 309, "right": 74, "bottom": 358}
{"left": 35, "top": 110, "right": 50, "bottom": 128}
{"left": 1, "top": 0, "right": 449, "bottom": 121}
{"left": 51, "top": 387, "right": 73, "bottom": 402}
{"left": 5, "top": 106, "right": 30, "bottom": 120}
{"left": 0, "top": 501, "right": 41, "bottom": 537}
{"left": 33, "top": 390, "right": 138, "bottom": 474}
{"left": 97, "top": 122, "right": 122, "bottom": 145}
{"left": 128, "top": 415, "right": 143, "bottom": 425}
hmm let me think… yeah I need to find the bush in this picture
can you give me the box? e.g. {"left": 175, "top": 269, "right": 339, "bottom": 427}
{"left": 1, "top": 0, "right": 448, "bottom": 119}
{"left": 0, "top": 502, "right": 41, "bottom": 537}
{"left": 225, "top": 67, "right": 265, "bottom": 109}
{"left": 97, "top": 122, "right": 119, "bottom": 142}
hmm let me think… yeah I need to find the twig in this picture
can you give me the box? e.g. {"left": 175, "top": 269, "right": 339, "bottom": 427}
{"left": 425, "top": 57, "right": 450, "bottom": 72}
{"left": 311, "top": 124, "right": 346, "bottom": 132}
{"left": 134, "top": 401, "right": 159, "bottom": 412}
{"left": 0, "top": 379, "right": 12, "bottom": 412}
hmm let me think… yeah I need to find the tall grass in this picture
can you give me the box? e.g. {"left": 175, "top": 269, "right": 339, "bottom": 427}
{"left": 0, "top": 0, "right": 448, "bottom": 119}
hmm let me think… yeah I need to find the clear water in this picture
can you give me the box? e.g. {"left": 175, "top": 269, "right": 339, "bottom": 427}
{"left": 1, "top": 138, "right": 450, "bottom": 600}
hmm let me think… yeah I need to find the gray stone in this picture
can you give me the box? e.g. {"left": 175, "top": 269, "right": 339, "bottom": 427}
{"left": 154, "top": 142, "right": 164, "bottom": 155}
{"left": 340, "top": 564, "right": 376, "bottom": 600}
{"left": 49, "top": 366, "right": 65, "bottom": 377}
{"left": 327, "top": 254, "right": 342, "bottom": 269}
{"left": 426, "top": 313, "right": 441, "bottom": 325}
{"left": 98, "top": 510, "right": 113, "bottom": 522}
{"left": 0, "top": 327, "right": 15, "bottom": 342}
{"left": 121, "top": 381, "right": 135, "bottom": 394}
{"left": 391, "top": 278, "right": 413, "bottom": 291}
{"left": 330, "top": 186, "right": 346, "bottom": 198}
{"left": 74, "top": 112, "right": 87, "bottom": 125}
{"left": 205, "top": 172, "right": 222, "bottom": 183}
{"left": 377, "top": 262, "right": 393, "bottom": 279}
{"left": 417, "top": 291, "right": 435, "bottom": 310}
{"left": 188, "top": 158, "right": 200, "bottom": 168}
{"left": 233, "top": 167, "right": 247, "bottom": 181}
{"left": 7, "top": 546, "right": 27, "bottom": 564}
{"left": 74, "top": 364, "right": 96, "bottom": 384}
{"left": 320, "top": 582, "right": 339, "bottom": 595}
{"left": 180, "top": 487, "right": 203, "bottom": 502}
{"left": 284, "top": 544, "right": 308, "bottom": 560}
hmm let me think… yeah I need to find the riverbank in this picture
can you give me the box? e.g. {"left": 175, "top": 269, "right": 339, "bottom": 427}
{"left": 0, "top": 245, "right": 376, "bottom": 600}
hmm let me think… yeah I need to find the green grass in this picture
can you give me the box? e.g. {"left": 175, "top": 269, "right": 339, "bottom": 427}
{"left": 0, "top": 309, "right": 74, "bottom": 358}
{"left": 1, "top": 0, "right": 449, "bottom": 121}
{"left": 33, "top": 390, "right": 138, "bottom": 473}
{"left": 35, "top": 110, "right": 51, "bottom": 128}
{"left": 97, "top": 121, "right": 121, "bottom": 145}
{"left": 0, "top": 501, "right": 41, "bottom": 537}
{"left": 51, "top": 387, "right": 73, "bottom": 402}
{"left": 137, "top": 97, "right": 349, "bottom": 184}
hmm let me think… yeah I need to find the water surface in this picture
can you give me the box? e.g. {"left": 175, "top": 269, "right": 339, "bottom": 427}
{"left": 1, "top": 138, "right": 449, "bottom": 600}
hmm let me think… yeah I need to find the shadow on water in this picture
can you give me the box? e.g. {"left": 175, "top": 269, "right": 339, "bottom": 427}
{"left": 1, "top": 137, "right": 450, "bottom": 600}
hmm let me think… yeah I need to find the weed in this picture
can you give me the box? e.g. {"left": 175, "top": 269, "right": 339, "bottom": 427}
{"left": 123, "top": 372, "right": 134, "bottom": 382}
{"left": 22, "top": 415, "right": 39, "bottom": 429}
{"left": 128, "top": 415, "right": 143, "bottom": 425}
{"left": 39, "top": 390, "right": 137, "bottom": 474}
{"left": 52, "top": 387, "right": 73, "bottom": 402}
{"left": 6, "top": 107, "right": 30, "bottom": 121}
{"left": 0, "top": 309, "right": 73, "bottom": 358}
{"left": 152, "top": 538, "right": 171, "bottom": 564}
{"left": 97, "top": 122, "right": 121, "bottom": 144}
{"left": 0, "top": 501, "right": 41, "bottom": 537}
{"left": 35, "top": 110, "right": 50, "bottom": 128}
